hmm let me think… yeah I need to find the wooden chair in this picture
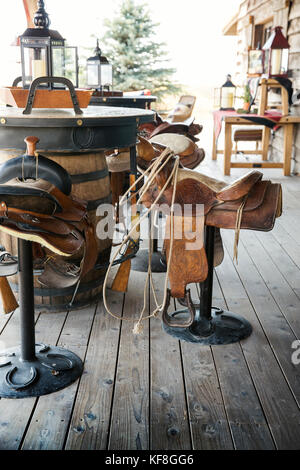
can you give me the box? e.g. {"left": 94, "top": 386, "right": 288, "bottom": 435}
{"left": 232, "top": 77, "right": 288, "bottom": 162}
{"left": 233, "top": 128, "right": 263, "bottom": 157}
{"left": 258, "top": 78, "right": 289, "bottom": 115}
{"left": 167, "top": 95, "right": 196, "bottom": 123}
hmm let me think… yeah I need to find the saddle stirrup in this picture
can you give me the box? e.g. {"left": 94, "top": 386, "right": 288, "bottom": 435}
{"left": 162, "top": 288, "right": 196, "bottom": 329}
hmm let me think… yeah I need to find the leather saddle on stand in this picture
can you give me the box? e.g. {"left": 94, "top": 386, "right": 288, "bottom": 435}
{"left": 139, "top": 151, "right": 282, "bottom": 327}
{"left": 0, "top": 136, "right": 98, "bottom": 297}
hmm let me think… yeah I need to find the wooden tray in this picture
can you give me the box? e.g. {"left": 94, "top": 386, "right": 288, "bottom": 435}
{"left": 0, "top": 87, "right": 93, "bottom": 109}
{"left": 92, "top": 90, "right": 123, "bottom": 97}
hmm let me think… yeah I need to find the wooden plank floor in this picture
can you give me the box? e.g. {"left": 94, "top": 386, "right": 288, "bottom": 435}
{"left": 0, "top": 158, "right": 300, "bottom": 450}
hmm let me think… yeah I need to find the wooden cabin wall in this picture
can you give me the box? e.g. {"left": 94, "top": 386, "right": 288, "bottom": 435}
{"left": 233, "top": 0, "right": 300, "bottom": 174}
{"left": 271, "top": 0, "right": 300, "bottom": 174}
{"left": 235, "top": 0, "right": 290, "bottom": 83}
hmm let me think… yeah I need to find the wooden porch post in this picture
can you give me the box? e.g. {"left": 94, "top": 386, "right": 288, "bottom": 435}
{"left": 224, "top": 122, "right": 233, "bottom": 175}
{"left": 22, "top": 0, "right": 38, "bottom": 28}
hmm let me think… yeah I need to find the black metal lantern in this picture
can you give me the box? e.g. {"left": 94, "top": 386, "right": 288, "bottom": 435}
{"left": 214, "top": 74, "right": 236, "bottom": 110}
{"left": 19, "top": 0, "right": 78, "bottom": 88}
{"left": 262, "top": 26, "right": 290, "bottom": 78}
{"left": 86, "top": 40, "right": 113, "bottom": 92}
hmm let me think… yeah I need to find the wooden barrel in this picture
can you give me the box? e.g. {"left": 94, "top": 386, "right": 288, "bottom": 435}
{"left": 0, "top": 149, "right": 112, "bottom": 312}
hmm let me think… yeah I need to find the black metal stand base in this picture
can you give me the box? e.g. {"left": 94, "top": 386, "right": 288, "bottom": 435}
{"left": 162, "top": 226, "right": 253, "bottom": 346}
{"left": 0, "top": 239, "right": 84, "bottom": 399}
{"left": 131, "top": 249, "right": 167, "bottom": 273}
{"left": 162, "top": 307, "right": 252, "bottom": 345}
{"left": 0, "top": 344, "right": 83, "bottom": 399}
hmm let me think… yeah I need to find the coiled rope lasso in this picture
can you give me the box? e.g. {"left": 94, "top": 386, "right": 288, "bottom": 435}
{"left": 102, "top": 147, "right": 180, "bottom": 334}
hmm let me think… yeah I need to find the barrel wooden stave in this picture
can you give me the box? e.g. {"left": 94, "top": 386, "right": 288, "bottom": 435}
{"left": 0, "top": 150, "right": 112, "bottom": 312}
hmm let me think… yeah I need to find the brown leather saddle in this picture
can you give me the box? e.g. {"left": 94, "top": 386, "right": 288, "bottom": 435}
{"left": 140, "top": 152, "right": 282, "bottom": 326}
{"left": 138, "top": 113, "right": 203, "bottom": 142}
{"left": 137, "top": 135, "right": 205, "bottom": 171}
{"left": 0, "top": 136, "right": 97, "bottom": 293}
{"left": 149, "top": 133, "right": 205, "bottom": 169}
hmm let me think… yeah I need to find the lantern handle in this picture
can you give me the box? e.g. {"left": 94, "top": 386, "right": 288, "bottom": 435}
{"left": 23, "top": 76, "right": 83, "bottom": 115}
{"left": 12, "top": 76, "right": 23, "bottom": 88}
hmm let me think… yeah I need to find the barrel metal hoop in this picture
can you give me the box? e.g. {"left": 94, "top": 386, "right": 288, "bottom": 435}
{"left": 70, "top": 168, "right": 109, "bottom": 184}
{"left": 87, "top": 194, "right": 112, "bottom": 211}
{"left": 10, "top": 272, "right": 105, "bottom": 297}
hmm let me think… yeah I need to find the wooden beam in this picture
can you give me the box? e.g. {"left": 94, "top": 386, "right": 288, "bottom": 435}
{"left": 224, "top": 122, "right": 233, "bottom": 175}
{"left": 262, "top": 126, "right": 271, "bottom": 161}
{"left": 23, "top": 0, "right": 38, "bottom": 28}
{"left": 283, "top": 124, "right": 294, "bottom": 176}
{"left": 230, "top": 162, "right": 283, "bottom": 168}
{"left": 223, "top": 13, "right": 239, "bottom": 36}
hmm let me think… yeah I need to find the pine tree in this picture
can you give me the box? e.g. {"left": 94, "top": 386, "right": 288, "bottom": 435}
{"left": 101, "top": 0, "right": 181, "bottom": 98}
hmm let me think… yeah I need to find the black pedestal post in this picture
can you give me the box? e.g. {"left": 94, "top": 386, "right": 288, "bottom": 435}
{"left": 162, "top": 226, "right": 253, "bottom": 345}
{"left": 132, "top": 212, "right": 167, "bottom": 273}
{"left": 19, "top": 239, "right": 36, "bottom": 362}
{"left": 0, "top": 239, "right": 83, "bottom": 399}
{"left": 129, "top": 144, "right": 166, "bottom": 273}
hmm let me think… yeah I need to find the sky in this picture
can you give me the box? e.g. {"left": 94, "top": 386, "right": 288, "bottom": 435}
{"left": 0, "top": 0, "right": 241, "bottom": 88}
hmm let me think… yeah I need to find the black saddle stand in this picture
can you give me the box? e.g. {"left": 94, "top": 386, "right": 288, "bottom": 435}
{"left": 132, "top": 212, "right": 167, "bottom": 273}
{"left": 162, "top": 226, "right": 253, "bottom": 345}
{"left": 131, "top": 244, "right": 166, "bottom": 273}
{"left": 0, "top": 239, "right": 83, "bottom": 399}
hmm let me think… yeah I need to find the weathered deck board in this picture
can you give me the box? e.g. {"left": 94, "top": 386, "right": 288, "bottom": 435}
{"left": 21, "top": 305, "right": 96, "bottom": 450}
{"left": 179, "top": 282, "right": 234, "bottom": 450}
{"left": 241, "top": 230, "right": 300, "bottom": 337}
{"left": 0, "top": 311, "right": 67, "bottom": 450}
{"left": 65, "top": 293, "right": 123, "bottom": 450}
{"left": 222, "top": 230, "right": 300, "bottom": 406}
{"left": 277, "top": 212, "right": 300, "bottom": 245}
{"left": 218, "top": 234, "right": 300, "bottom": 449}
{"left": 150, "top": 273, "right": 191, "bottom": 450}
{"left": 210, "top": 279, "right": 275, "bottom": 450}
{"left": 108, "top": 273, "right": 150, "bottom": 450}
{"left": 259, "top": 231, "right": 300, "bottom": 291}
{"left": 269, "top": 223, "right": 300, "bottom": 271}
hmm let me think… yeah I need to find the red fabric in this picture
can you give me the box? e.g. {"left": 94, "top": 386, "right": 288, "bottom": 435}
{"left": 213, "top": 109, "right": 283, "bottom": 142}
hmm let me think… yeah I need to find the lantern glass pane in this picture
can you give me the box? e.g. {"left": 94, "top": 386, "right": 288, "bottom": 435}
{"left": 23, "top": 46, "right": 47, "bottom": 86}
{"left": 271, "top": 49, "right": 282, "bottom": 76}
{"left": 52, "top": 47, "right": 64, "bottom": 76}
{"left": 64, "top": 47, "right": 78, "bottom": 87}
{"left": 221, "top": 87, "right": 235, "bottom": 109}
{"left": 263, "top": 49, "right": 270, "bottom": 74}
{"left": 100, "top": 63, "right": 113, "bottom": 88}
{"left": 281, "top": 48, "right": 289, "bottom": 74}
{"left": 87, "top": 61, "right": 99, "bottom": 87}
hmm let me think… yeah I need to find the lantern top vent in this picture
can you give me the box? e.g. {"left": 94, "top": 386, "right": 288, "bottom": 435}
{"left": 263, "top": 26, "right": 290, "bottom": 50}
{"left": 34, "top": 0, "right": 50, "bottom": 29}
{"left": 87, "top": 40, "right": 109, "bottom": 64}
{"left": 222, "top": 74, "right": 236, "bottom": 88}
{"left": 20, "top": 0, "right": 64, "bottom": 41}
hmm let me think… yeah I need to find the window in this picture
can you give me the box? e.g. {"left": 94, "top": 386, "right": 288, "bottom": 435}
{"left": 253, "top": 18, "right": 273, "bottom": 49}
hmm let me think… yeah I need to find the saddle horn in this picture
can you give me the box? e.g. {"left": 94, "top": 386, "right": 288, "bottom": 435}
{"left": 0, "top": 136, "right": 72, "bottom": 196}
